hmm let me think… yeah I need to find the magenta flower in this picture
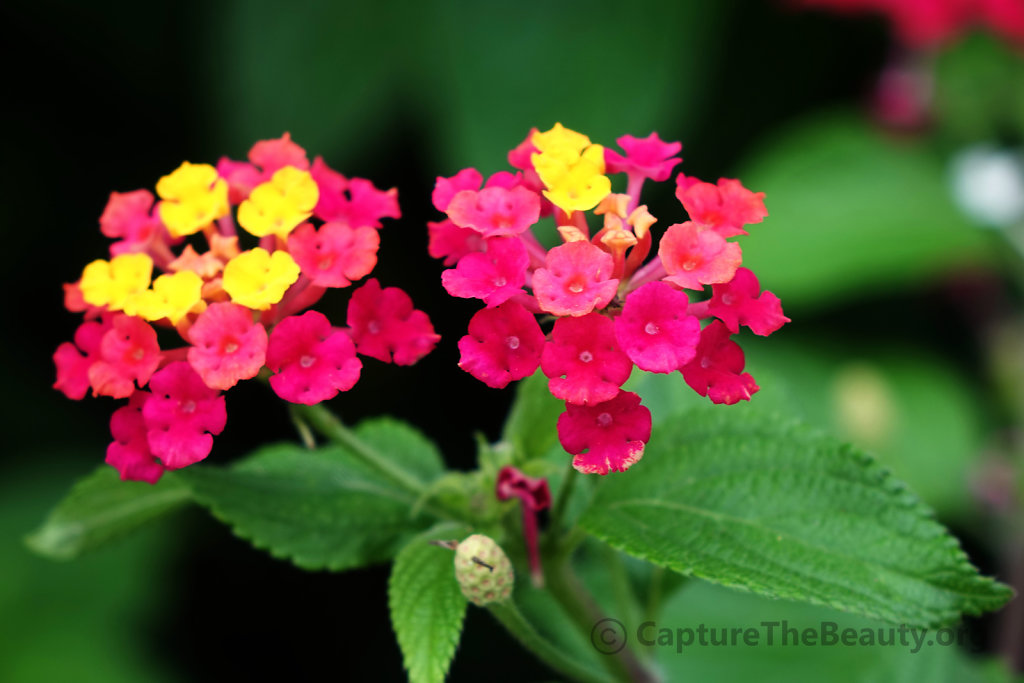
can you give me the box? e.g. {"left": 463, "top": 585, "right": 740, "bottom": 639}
{"left": 557, "top": 391, "right": 652, "bottom": 475}
{"left": 675, "top": 175, "right": 768, "bottom": 238}
{"left": 427, "top": 219, "right": 486, "bottom": 266}
{"left": 99, "top": 189, "right": 167, "bottom": 256}
{"left": 458, "top": 302, "right": 546, "bottom": 389}
{"left": 142, "top": 361, "right": 227, "bottom": 469}
{"left": 53, "top": 319, "right": 110, "bottom": 400}
{"left": 604, "top": 132, "right": 682, "bottom": 182}
{"left": 446, "top": 185, "right": 541, "bottom": 238}
{"left": 310, "top": 157, "right": 400, "bottom": 227}
{"left": 541, "top": 313, "right": 633, "bottom": 405}
{"left": 533, "top": 241, "right": 618, "bottom": 317}
{"left": 614, "top": 281, "right": 700, "bottom": 373}
{"left": 440, "top": 237, "right": 529, "bottom": 307}
{"left": 287, "top": 221, "right": 380, "bottom": 288}
{"left": 187, "top": 302, "right": 268, "bottom": 391}
{"left": 432, "top": 168, "right": 484, "bottom": 211}
{"left": 659, "top": 221, "right": 742, "bottom": 290}
{"left": 106, "top": 390, "right": 165, "bottom": 484}
{"left": 694, "top": 267, "right": 789, "bottom": 336}
{"left": 266, "top": 311, "right": 362, "bottom": 405}
{"left": 681, "top": 321, "right": 759, "bottom": 405}
{"left": 88, "top": 314, "right": 162, "bottom": 399}
{"left": 348, "top": 278, "right": 440, "bottom": 365}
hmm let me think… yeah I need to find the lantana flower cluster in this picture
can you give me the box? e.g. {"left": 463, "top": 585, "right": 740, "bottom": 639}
{"left": 429, "top": 124, "right": 788, "bottom": 475}
{"left": 54, "top": 134, "right": 438, "bottom": 483}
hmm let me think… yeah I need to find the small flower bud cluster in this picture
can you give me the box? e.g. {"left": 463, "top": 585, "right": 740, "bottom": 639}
{"left": 429, "top": 124, "right": 788, "bottom": 475}
{"left": 54, "top": 134, "right": 439, "bottom": 483}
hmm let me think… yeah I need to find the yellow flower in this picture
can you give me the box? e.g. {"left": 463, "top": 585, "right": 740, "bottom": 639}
{"left": 125, "top": 270, "right": 205, "bottom": 324}
{"left": 237, "top": 166, "right": 319, "bottom": 240}
{"left": 156, "top": 162, "right": 230, "bottom": 238}
{"left": 530, "top": 124, "right": 609, "bottom": 213}
{"left": 222, "top": 248, "right": 301, "bottom": 310}
{"left": 80, "top": 253, "right": 153, "bottom": 311}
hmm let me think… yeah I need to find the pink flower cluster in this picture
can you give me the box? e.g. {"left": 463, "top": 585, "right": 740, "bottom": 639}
{"left": 54, "top": 134, "right": 438, "bottom": 483}
{"left": 429, "top": 125, "right": 788, "bottom": 475}
{"left": 794, "top": 0, "right": 1024, "bottom": 48}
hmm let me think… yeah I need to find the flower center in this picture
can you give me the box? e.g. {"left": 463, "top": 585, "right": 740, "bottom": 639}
{"left": 182, "top": 400, "right": 197, "bottom": 414}
{"left": 596, "top": 412, "right": 613, "bottom": 427}
{"left": 493, "top": 276, "right": 507, "bottom": 287}
{"left": 300, "top": 355, "right": 316, "bottom": 368}
{"left": 578, "top": 350, "right": 593, "bottom": 363}
{"left": 644, "top": 322, "right": 659, "bottom": 335}
{"left": 224, "top": 342, "right": 239, "bottom": 354}
{"left": 721, "top": 293, "right": 736, "bottom": 306}
{"left": 505, "top": 335, "right": 520, "bottom": 350}
{"left": 368, "top": 321, "right": 381, "bottom": 334}
{"left": 682, "top": 259, "right": 697, "bottom": 271}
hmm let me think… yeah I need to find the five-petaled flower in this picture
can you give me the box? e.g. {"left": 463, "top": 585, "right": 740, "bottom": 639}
{"left": 55, "top": 134, "right": 439, "bottom": 483}
{"left": 429, "top": 123, "right": 788, "bottom": 474}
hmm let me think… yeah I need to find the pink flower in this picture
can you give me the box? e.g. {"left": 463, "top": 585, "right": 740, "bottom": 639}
{"left": 604, "top": 132, "right": 682, "bottom": 182}
{"left": 427, "top": 219, "right": 486, "bottom": 266}
{"left": 541, "top": 313, "right": 633, "bottom": 405}
{"left": 557, "top": 391, "right": 652, "bottom": 475}
{"left": 88, "top": 314, "right": 162, "bottom": 399}
{"left": 432, "top": 168, "right": 484, "bottom": 211}
{"left": 681, "top": 321, "right": 759, "bottom": 405}
{"left": 53, "top": 318, "right": 110, "bottom": 400}
{"left": 347, "top": 278, "right": 440, "bottom": 365}
{"left": 675, "top": 175, "right": 767, "bottom": 238}
{"left": 696, "top": 267, "right": 789, "bottom": 336}
{"left": 106, "top": 390, "right": 165, "bottom": 484}
{"left": 266, "top": 311, "right": 362, "bottom": 405}
{"left": 440, "top": 237, "right": 529, "bottom": 307}
{"left": 311, "top": 157, "right": 400, "bottom": 227}
{"left": 659, "top": 221, "right": 742, "bottom": 290}
{"left": 99, "top": 189, "right": 166, "bottom": 255}
{"left": 615, "top": 281, "right": 700, "bottom": 373}
{"left": 142, "top": 361, "right": 227, "bottom": 469}
{"left": 287, "top": 221, "right": 380, "bottom": 288}
{"left": 187, "top": 302, "right": 268, "bottom": 391}
{"left": 446, "top": 185, "right": 541, "bottom": 238}
{"left": 458, "top": 302, "right": 545, "bottom": 389}
{"left": 533, "top": 241, "right": 619, "bottom": 317}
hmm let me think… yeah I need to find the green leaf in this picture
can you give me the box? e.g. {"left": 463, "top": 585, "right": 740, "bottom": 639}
{"left": 389, "top": 523, "right": 471, "bottom": 683}
{"left": 179, "top": 418, "right": 445, "bottom": 571}
{"left": 737, "top": 113, "right": 994, "bottom": 309}
{"left": 579, "top": 408, "right": 1012, "bottom": 628}
{"left": 25, "top": 466, "right": 191, "bottom": 561}
{"left": 502, "top": 370, "right": 564, "bottom": 464}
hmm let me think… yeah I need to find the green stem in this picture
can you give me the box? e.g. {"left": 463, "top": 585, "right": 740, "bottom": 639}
{"left": 546, "top": 553, "right": 655, "bottom": 683}
{"left": 488, "top": 601, "right": 614, "bottom": 683}
{"left": 290, "top": 403, "right": 428, "bottom": 497}
{"left": 644, "top": 566, "right": 664, "bottom": 626}
{"left": 550, "top": 462, "right": 580, "bottom": 534}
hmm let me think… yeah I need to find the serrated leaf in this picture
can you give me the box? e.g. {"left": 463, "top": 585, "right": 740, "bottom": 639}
{"left": 179, "top": 418, "right": 445, "bottom": 571}
{"left": 579, "top": 408, "right": 1012, "bottom": 628}
{"left": 25, "top": 466, "right": 190, "bottom": 561}
{"left": 389, "top": 523, "right": 470, "bottom": 683}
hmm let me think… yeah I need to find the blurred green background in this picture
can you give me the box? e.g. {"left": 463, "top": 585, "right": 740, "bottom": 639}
{"left": 3, "top": 0, "right": 1022, "bottom": 680}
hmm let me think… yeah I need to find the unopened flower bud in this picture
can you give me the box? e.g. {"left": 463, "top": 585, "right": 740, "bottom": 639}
{"left": 454, "top": 534, "right": 514, "bottom": 606}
